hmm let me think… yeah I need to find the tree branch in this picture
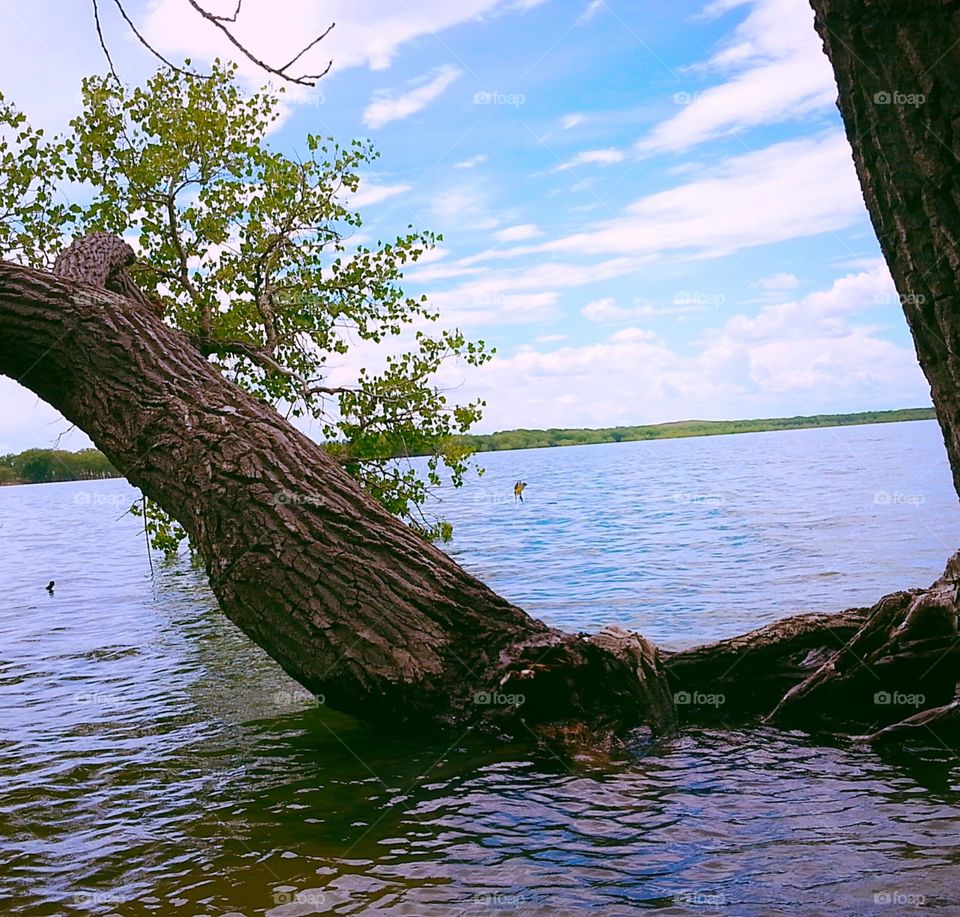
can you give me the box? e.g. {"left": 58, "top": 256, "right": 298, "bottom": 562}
{"left": 92, "top": 0, "right": 334, "bottom": 88}
{"left": 183, "top": 0, "right": 334, "bottom": 86}
{"left": 164, "top": 184, "right": 208, "bottom": 332}
{"left": 91, "top": 0, "right": 120, "bottom": 83}
{"left": 211, "top": 0, "right": 243, "bottom": 22}
{"left": 192, "top": 335, "right": 343, "bottom": 395}
{"left": 97, "top": 0, "right": 212, "bottom": 80}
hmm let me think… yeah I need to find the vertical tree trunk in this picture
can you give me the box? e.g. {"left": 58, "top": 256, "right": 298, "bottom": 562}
{"left": 676, "top": 5, "right": 960, "bottom": 738}
{"left": 809, "top": 0, "right": 960, "bottom": 497}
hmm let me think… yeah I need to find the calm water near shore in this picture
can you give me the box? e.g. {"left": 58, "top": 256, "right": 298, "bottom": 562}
{"left": 2, "top": 420, "right": 959, "bottom": 915}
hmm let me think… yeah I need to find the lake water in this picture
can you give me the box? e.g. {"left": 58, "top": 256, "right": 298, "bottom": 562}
{"left": 2, "top": 420, "right": 960, "bottom": 915}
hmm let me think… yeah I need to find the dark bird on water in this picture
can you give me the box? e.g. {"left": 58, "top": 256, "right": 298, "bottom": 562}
{"left": 46, "top": 581, "right": 55, "bottom": 594}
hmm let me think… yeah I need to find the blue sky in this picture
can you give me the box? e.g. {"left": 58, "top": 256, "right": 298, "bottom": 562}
{"left": 0, "top": 0, "right": 932, "bottom": 452}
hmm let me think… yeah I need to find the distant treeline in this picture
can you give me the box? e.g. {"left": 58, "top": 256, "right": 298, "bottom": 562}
{"left": 0, "top": 448, "right": 119, "bottom": 485}
{"left": 460, "top": 408, "right": 937, "bottom": 453}
{"left": 1, "top": 409, "right": 937, "bottom": 481}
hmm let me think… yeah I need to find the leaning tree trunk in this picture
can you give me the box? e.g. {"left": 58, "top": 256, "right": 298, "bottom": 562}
{"left": 809, "top": 0, "right": 960, "bottom": 497}
{"left": 0, "top": 238, "right": 674, "bottom": 743}
{"left": 6, "top": 3, "right": 960, "bottom": 750}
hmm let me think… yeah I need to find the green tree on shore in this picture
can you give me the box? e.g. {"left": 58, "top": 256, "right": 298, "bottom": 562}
{"left": 0, "top": 448, "right": 117, "bottom": 483}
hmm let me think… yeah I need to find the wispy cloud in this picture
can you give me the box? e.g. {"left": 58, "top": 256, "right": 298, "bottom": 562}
{"left": 425, "top": 257, "right": 646, "bottom": 326}
{"left": 363, "top": 65, "right": 462, "bottom": 129}
{"left": 636, "top": 0, "right": 835, "bottom": 155}
{"left": 560, "top": 113, "right": 586, "bottom": 130}
{"left": 582, "top": 298, "right": 705, "bottom": 323}
{"left": 483, "top": 134, "right": 864, "bottom": 261}
{"left": 146, "top": 0, "right": 526, "bottom": 75}
{"left": 453, "top": 155, "right": 488, "bottom": 169}
{"left": 349, "top": 182, "right": 412, "bottom": 208}
{"left": 551, "top": 148, "right": 625, "bottom": 172}
{"left": 494, "top": 224, "right": 542, "bottom": 242}
{"left": 579, "top": 1, "right": 606, "bottom": 23}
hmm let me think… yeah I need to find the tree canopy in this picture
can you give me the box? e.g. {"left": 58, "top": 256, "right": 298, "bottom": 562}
{"left": 0, "top": 62, "right": 491, "bottom": 546}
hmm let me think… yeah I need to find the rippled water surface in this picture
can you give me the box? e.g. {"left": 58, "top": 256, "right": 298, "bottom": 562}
{"left": 2, "top": 421, "right": 960, "bottom": 915}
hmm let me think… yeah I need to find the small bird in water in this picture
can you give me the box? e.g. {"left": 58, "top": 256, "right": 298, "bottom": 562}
{"left": 514, "top": 481, "right": 527, "bottom": 502}
{"left": 45, "top": 581, "right": 55, "bottom": 594}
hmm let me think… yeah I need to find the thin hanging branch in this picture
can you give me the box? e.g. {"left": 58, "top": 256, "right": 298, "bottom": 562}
{"left": 92, "top": 0, "right": 334, "bottom": 87}
{"left": 142, "top": 495, "right": 155, "bottom": 578}
{"left": 93, "top": 0, "right": 213, "bottom": 81}
{"left": 275, "top": 24, "right": 336, "bottom": 78}
{"left": 184, "top": 0, "right": 334, "bottom": 86}
{"left": 91, "top": 0, "right": 120, "bottom": 83}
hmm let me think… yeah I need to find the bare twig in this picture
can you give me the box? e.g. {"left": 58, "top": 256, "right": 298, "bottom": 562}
{"left": 91, "top": 0, "right": 120, "bottom": 82}
{"left": 191, "top": 335, "right": 421, "bottom": 408}
{"left": 192, "top": 335, "right": 337, "bottom": 394}
{"left": 101, "top": 0, "right": 212, "bottom": 79}
{"left": 93, "top": 0, "right": 333, "bottom": 88}
{"left": 276, "top": 22, "right": 336, "bottom": 76}
{"left": 53, "top": 424, "right": 78, "bottom": 449}
{"left": 184, "top": 0, "right": 334, "bottom": 86}
{"left": 142, "top": 495, "right": 155, "bottom": 577}
{"left": 212, "top": 0, "right": 243, "bottom": 22}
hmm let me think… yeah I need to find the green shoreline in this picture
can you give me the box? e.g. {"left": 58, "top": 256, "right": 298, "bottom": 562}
{"left": 461, "top": 407, "right": 936, "bottom": 454}
{"left": 1, "top": 408, "right": 938, "bottom": 484}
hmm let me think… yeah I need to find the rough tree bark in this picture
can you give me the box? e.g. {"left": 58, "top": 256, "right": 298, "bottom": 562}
{"left": 0, "top": 237, "right": 675, "bottom": 744}
{"left": 809, "top": 0, "right": 960, "bottom": 492}
{"left": 769, "top": 559, "right": 960, "bottom": 729}
{"left": 664, "top": 605, "right": 871, "bottom": 721}
{"left": 743, "top": 1, "right": 960, "bottom": 738}
{"left": 4, "top": 1, "right": 960, "bottom": 750}
{"left": 639, "top": 2, "right": 960, "bottom": 744}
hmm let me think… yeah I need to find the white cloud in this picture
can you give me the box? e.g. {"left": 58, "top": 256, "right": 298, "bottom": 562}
{"left": 756, "top": 272, "right": 800, "bottom": 291}
{"left": 712, "top": 262, "right": 894, "bottom": 345}
{"left": 551, "top": 148, "right": 625, "bottom": 172}
{"left": 453, "top": 155, "right": 488, "bottom": 169}
{"left": 636, "top": 0, "right": 836, "bottom": 156}
{"left": 560, "top": 113, "right": 586, "bottom": 130}
{"left": 349, "top": 182, "right": 412, "bottom": 208}
{"left": 700, "top": 0, "right": 755, "bottom": 16}
{"left": 447, "top": 290, "right": 562, "bottom": 326}
{"left": 582, "top": 297, "right": 637, "bottom": 322}
{"left": 696, "top": 263, "right": 927, "bottom": 399}
{"left": 426, "top": 257, "right": 647, "bottom": 326}
{"left": 483, "top": 134, "right": 864, "bottom": 262}
{"left": 582, "top": 298, "right": 703, "bottom": 323}
{"left": 609, "top": 327, "right": 657, "bottom": 343}
{"left": 430, "top": 185, "right": 500, "bottom": 228}
{"left": 470, "top": 333, "right": 736, "bottom": 430}
{"left": 405, "top": 263, "right": 488, "bottom": 283}
{"left": 466, "top": 266, "right": 928, "bottom": 432}
{"left": 579, "top": 1, "right": 606, "bottom": 22}
{"left": 144, "top": 0, "right": 532, "bottom": 76}
{"left": 363, "top": 65, "right": 462, "bottom": 129}
{"left": 494, "top": 223, "right": 542, "bottom": 242}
